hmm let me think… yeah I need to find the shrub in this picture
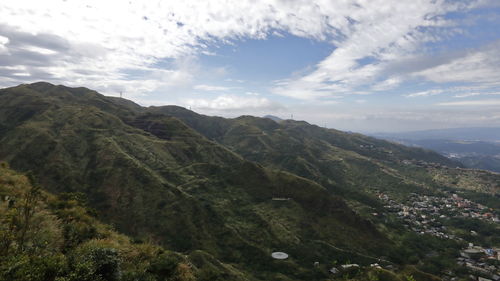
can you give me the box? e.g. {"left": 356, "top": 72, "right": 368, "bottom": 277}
{"left": 147, "top": 251, "right": 183, "bottom": 280}
{"left": 69, "top": 243, "right": 121, "bottom": 281}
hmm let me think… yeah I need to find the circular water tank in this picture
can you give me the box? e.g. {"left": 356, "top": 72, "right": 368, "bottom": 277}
{"left": 271, "top": 252, "right": 289, "bottom": 260}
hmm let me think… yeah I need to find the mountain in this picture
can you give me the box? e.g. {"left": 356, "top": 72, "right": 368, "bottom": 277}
{"left": 148, "top": 106, "right": 464, "bottom": 202}
{"left": 0, "top": 155, "right": 449, "bottom": 281}
{"left": 408, "top": 139, "right": 500, "bottom": 173}
{"left": 373, "top": 127, "right": 500, "bottom": 142}
{"left": 1, "top": 82, "right": 499, "bottom": 280}
{"left": 0, "top": 162, "right": 250, "bottom": 281}
{"left": 372, "top": 129, "right": 500, "bottom": 173}
{"left": 0, "top": 82, "right": 391, "bottom": 280}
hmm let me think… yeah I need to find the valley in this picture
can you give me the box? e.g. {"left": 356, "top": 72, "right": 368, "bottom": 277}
{"left": 0, "top": 82, "right": 499, "bottom": 281}
{"left": 373, "top": 129, "right": 500, "bottom": 173}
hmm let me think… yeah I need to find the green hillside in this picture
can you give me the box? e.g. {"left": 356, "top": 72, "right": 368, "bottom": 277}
{"left": 0, "top": 82, "right": 393, "bottom": 280}
{"left": 147, "top": 107, "right": 473, "bottom": 204}
{"left": 0, "top": 162, "right": 252, "bottom": 281}
{"left": 1, "top": 82, "right": 498, "bottom": 280}
{"left": 0, "top": 162, "right": 443, "bottom": 281}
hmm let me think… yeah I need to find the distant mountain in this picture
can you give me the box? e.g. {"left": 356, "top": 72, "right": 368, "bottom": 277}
{"left": 459, "top": 154, "right": 500, "bottom": 173}
{"left": 374, "top": 127, "right": 500, "bottom": 142}
{"left": 372, "top": 128, "right": 500, "bottom": 173}
{"left": 1, "top": 82, "right": 499, "bottom": 280}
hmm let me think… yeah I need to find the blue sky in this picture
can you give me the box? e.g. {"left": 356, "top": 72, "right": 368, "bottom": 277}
{"left": 1, "top": 0, "right": 500, "bottom": 132}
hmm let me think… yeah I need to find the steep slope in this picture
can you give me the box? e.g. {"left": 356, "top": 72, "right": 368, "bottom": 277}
{"left": 0, "top": 163, "right": 445, "bottom": 281}
{"left": 147, "top": 107, "right": 467, "bottom": 204}
{"left": 4, "top": 83, "right": 497, "bottom": 280}
{"left": 145, "top": 106, "right": 500, "bottom": 280}
{"left": 0, "top": 83, "right": 390, "bottom": 280}
{"left": 0, "top": 162, "right": 250, "bottom": 281}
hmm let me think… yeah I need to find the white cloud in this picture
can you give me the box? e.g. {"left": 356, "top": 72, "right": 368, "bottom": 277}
{"left": 405, "top": 89, "right": 444, "bottom": 98}
{"left": 271, "top": 102, "right": 500, "bottom": 132}
{"left": 437, "top": 99, "right": 500, "bottom": 106}
{"left": 0, "top": 0, "right": 362, "bottom": 95}
{"left": 193, "top": 84, "right": 232, "bottom": 91}
{"left": 371, "top": 77, "right": 402, "bottom": 91}
{"left": 453, "top": 92, "right": 481, "bottom": 98}
{"left": 0, "top": 35, "right": 9, "bottom": 54}
{"left": 414, "top": 41, "right": 500, "bottom": 85}
{"left": 23, "top": 45, "right": 57, "bottom": 55}
{"left": 271, "top": 0, "right": 470, "bottom": 99}
{"left": 0, "top": 0, "right": 496, "bottom": 106}
{"left": 184, "top": 95, "right": 282, "bottom": 111}
{"left": 319, "top": 100, "right": 341, "bottom": 105}
{"left": 245, "top": 92, "right": 260, "bottom": 96}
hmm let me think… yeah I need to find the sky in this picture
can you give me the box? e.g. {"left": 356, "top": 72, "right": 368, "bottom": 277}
{"left": 1, "top": 0, "right": 500, "bottom": 133}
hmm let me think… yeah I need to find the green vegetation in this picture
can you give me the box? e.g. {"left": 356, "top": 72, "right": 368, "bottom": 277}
{"left": 0, "top": 162, "right": 240, "bottom": 281}
{"left": 1, "top": 82, "right": 499, "bottom": 280}
{"left": 429, "top": 167, "right": 500, "bottom": 194}
{"left": 0, "top": 83, "right": 390, "bottom": 280}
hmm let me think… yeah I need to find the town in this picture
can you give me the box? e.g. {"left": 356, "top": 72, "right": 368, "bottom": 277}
{"left": 376, "top": 191, "right": 500, "bottom": 280}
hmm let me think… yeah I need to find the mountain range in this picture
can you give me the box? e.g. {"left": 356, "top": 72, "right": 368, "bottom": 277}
{"left": 0, "top": 82, "right": 499, "bottom": 281}
{"left": 373, "top": 127, "right": 500, "bottom": 142}
{"left": 373, "top": 129, "right": 500, "bottom": 173}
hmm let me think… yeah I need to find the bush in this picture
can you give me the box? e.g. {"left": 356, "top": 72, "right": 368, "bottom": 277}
{"left": 147, "top": 251, "right": 183, "bottom": 279}
{"left": 0, "top": 254, "right": 67, "bottom": 281}
{"left": 69, "top": 243, "right": 121, "bottom": 281}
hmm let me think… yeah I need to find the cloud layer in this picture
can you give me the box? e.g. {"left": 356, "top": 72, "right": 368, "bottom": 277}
{"left": 1, "top": 0, "right": 359, "bottom": 97}
{"left": 272, "top": 1, "right": 500, "bottom": 99}
{"left": 1, "top": 0, "right": 499, "bottom": 130}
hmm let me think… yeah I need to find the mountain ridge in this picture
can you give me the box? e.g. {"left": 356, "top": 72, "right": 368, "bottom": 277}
{"left": 1, "top": 82, "right": 499, "bottom": 280}
{"left": 0, "top": 82, "right": 392, "bottom": 280}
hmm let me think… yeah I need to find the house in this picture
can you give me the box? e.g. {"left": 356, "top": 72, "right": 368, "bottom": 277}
{"left": 466, "top": 264, "right": 490, "bottom": 275}
{"left": 341, "top": 264, "right": 360, "bottom": 270}
{"left": 462, "top": 248, "right": 484, "bottom": 259}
